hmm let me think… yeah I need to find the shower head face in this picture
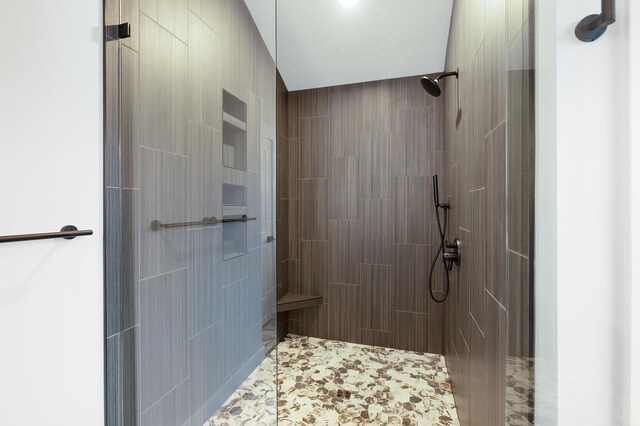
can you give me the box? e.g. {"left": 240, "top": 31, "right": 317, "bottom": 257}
{"left": 421, "top": 76, "right": 441, "bottom": 97}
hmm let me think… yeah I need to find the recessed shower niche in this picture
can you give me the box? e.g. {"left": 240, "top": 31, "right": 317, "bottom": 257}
{"left": 222, "top": 90, "right": 248, "bottom": 171}
{"left": 222, "top": 183, "right": 248, "bottom": 260}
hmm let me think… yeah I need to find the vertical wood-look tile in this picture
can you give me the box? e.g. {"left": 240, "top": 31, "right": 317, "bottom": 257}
{"left": 286, "top": 138, "right": 300, "bottom": 198}
{"left": 393, "top": 311, "right": 430, "bottom": 353}
{"left": 357, "top": 80, "right": 392, "bottom": 133}
{"left": 329, "top": 156, "right": 359, "bottom": 220}
{"left": 187, "top": 227, "right": 222, "bottom": 338}
{"left": 121, "top": 46, "right": 140, "bottom": 189}
{"left": 140, "top": 0, "right": 189, "bottom": 43}
{"left": 330, "top": 85, "right": 359, "bottom": 156}
{"left": 106, "top": 189, "right": 122, "bottom": 337}
{"left": 284, "top": 259, "right": 301, "bottom": 294}
{"left": 223, "top": 278, "right": 248, "bottom": 378}
{"left": 140, "top": 269, "right": 188, "bottom": 411}
{"left": 121, "top": 0, "right": 140, "bottom": 51}
{"left": 288, "top": 91, "right": 300, "bottom": 138}
{"left": 486, "top": 123, "right": 507, "bottom": 304}
{"left": 299, "top": 87, "right": 329, "bottom": 118}
{"left": 300, "top": 179, "right": 328, "bottom": 240}
{"left": 290, "top": 303, "right": 329, "bottom": 340}
{"left": 121, "top": 327, "right": 138, "bottom": 425}
{"left": 188, "top": 13, "right": 221, "bottom": 130}
{"left": 139, "top": 147, "right": 188, "bottom": 279}
{"left": 140, "top": 380, "right": 189, "bottom": 426}
{"left": 360, "top": 264, "right": 394, "bottom": 332}
{"left": 484, "top": 0, "right": 507, "bottom": 133}
{"left": 456, "top": 229, "right": 472, "bottom": 342}
{"left": 469, "top": 318, "right": 487, "bottom": 426}
{"left": 286, "top": 199, "right": 300, "bottom": 259}
{"left": 189, "top": 0, "right": 223, "bottom": 36}
{"left": 188, "top": 322, "right": 223, "bottom": 413}
{"left": 300, "top": 117, "right": 329, "bottom": 178}
{"left": 393, "top": 107, "right": 432, "bottom": 176}
{"left": 139, "top": 14, "right": 188, "bottom": 155}
{"left": 300, "top": 240, "right": 328, "bottom": 298}
{"left": 329, "top": 220, "right": 362, "bottom": 285}
{"left": 470, "top": 189, "right": 486, "bottom": 332}
{"left": 360, "top": 133, "right": 393, "bottom": 199}
{"left": 121, "top": 189, "right": 139, "bottom": 329}
{"left": 360, "top": 329, "right": 394, "bottom": 348}
{"left": 484, "top": 293, "right": 507, "bottom": 426}
{"left": 328, "top": 284, "right": 361, "bottom": 344}
{"left": 395, "top": 176, "right": 431, "bottom": 244}
{"left": 391, "top": 76, "right": 433, "bottom": 109}
{"left": 105, "top": 40, "right": 120, "bottom": 188}
{"left": 508, "top": 251, "right": 530, "bottom": 357}
{"left": 393, "top": 244, "right": 430, "bottom": 314}
{"left": 363, "top": 199, "right": 394, "bottom": 265}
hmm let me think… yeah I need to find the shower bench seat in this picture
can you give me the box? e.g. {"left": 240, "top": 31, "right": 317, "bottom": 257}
{"left": 277, "top": 292, "right": 323, "bottom": 312}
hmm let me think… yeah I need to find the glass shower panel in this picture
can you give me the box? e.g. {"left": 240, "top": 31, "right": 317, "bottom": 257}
{"left": 104, "top": 1, "right": 277, "bottom": 425}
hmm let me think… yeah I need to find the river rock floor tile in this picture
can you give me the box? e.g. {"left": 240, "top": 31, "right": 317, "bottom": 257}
{"left": 209, "top": 335, "right": 459, "bottom": 425}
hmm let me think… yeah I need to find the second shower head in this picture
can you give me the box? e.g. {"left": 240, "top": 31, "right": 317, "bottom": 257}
{"left": 420, "top": 69, "right": 459, "bottom": 97}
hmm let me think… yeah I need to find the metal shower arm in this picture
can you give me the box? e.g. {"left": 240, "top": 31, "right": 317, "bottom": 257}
{"left": 437, "top": 70, "right": 458, "bottom": 80}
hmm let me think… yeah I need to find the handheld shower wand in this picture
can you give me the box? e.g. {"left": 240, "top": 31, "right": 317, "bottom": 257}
{"left": 428, "top": 175, "right": 460, "bottom": 303}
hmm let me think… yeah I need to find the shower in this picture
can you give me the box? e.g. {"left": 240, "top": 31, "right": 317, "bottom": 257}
{"left": 420, "top": 69, "right": 458, "bottom": 97}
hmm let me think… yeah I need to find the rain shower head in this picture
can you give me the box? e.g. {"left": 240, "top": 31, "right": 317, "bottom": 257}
{"left": 420, "top": 69, "right": 459, "bottom": 97}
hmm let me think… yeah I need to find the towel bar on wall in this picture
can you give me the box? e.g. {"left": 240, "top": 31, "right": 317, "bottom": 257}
{"left": 151, "top": 215, "right": 257, "bottom": 231}
{"left": 575, "top": 0, "right": 616, "bottom": 42}
{"left": 0, "top": 225, "right": 93, "bottom": 244}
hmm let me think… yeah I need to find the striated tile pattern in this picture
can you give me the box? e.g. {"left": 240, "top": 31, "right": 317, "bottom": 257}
{"left": 209, "top": 335, "right": 459, "bottom": 425}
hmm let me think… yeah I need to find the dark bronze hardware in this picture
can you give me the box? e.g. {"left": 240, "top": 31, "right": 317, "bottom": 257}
{"left": 151, "top": 215, "right": 257, "bottom": 231}
{"left": 266, "top": 235, "right": 275, "bottom": 243}
{"left": 444, "top": 238, "right": 461, "bottom": 271}
{"left": 0, "top": 225, "right": 93, "bottom": 244}
{"left": 106, "top": 22, "right": 131, "bottom": 40}
{"left": 575, "top": 0, "right": 616, "bottom": 42}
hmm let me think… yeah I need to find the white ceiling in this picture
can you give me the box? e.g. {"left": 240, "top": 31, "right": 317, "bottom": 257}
{"left": 276, "top": 0, "right": 453, "bottom": 91}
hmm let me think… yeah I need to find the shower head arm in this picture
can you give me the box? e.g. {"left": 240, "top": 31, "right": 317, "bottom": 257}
{"left": 436, "top": 70, "right": 459, "bottom": 81}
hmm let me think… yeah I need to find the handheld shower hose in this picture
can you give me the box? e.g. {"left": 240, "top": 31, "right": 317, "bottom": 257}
{"left": 428, "top": 175, "right": 459, "bottom": 303}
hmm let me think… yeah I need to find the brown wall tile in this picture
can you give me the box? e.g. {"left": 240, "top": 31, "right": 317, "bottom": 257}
{"left": 361, "top": 264, "right": 394, "bottom": 332}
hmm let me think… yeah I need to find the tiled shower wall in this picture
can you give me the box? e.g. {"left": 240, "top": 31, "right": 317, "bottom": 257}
{"left": 441, "top": 0, "right": 535, "bottom": 424}
{"left": 278, "top": 77, "right": 446, "bottom": 354}
{"left": 104, "top": 1, "right": 276, "bottom": 425}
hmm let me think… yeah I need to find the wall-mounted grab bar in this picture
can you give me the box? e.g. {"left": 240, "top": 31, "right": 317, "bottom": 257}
{"left": 0, "top": 225, "right": 93, "bottom": 244}
{"left": 151, "top": 215, "right": 257, "bottom": 231}
{"left": 575, "top": 0, "right": 616, "bottom": 42}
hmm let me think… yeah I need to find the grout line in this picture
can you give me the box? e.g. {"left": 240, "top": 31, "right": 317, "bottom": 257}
{"left": 139, "top": 267, "right": 188, "bottom": 283}
{"left": 508, "top": 249, "right": 529, "bottom": 259}
{"left": 470, "top": 312, "right": 485, "bottom": 339}
{"left": 485, "top": 288, "right": 507, "bottom": 311}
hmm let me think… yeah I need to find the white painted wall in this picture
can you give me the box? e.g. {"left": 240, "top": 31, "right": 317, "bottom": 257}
{"left": 0, "top": 1, "right": 104, "bottom": 425}
{"left": 536, "top": 0, "right": 634, "bottom": 424}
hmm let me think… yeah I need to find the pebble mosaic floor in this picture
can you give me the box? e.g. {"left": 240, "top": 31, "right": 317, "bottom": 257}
{"left": 209, "top": 335, "right": 459, "bottom": 425}
{"left": 505, "top": 357, "right": 535, "bottom": 425}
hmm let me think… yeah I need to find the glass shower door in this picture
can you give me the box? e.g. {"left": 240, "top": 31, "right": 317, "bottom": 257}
{"left": 104, "top": 1, "right": 277, "bottom": 425}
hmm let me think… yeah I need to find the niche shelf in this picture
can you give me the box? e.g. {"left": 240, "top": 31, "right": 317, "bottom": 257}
{"left": 222, "top": 184, "right": 248, "bottom": 261}
{"left": 222, "top": 90, "right": 247, "bottom": 171}
{"left": 277, "top": 293, "right": 323, "bottom": 313}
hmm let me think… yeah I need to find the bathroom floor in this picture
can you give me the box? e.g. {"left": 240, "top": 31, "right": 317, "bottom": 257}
{"left": 209, "top": 335, "right": 459, "bottom": 426}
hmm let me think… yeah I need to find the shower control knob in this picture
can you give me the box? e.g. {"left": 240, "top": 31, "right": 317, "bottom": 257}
{"left": 443, "top": 238, "right": 461, "bottom": 271}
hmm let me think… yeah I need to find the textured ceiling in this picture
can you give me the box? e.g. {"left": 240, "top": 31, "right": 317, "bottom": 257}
{"left": 276, "top": 0, "right": 453, "bottom": 91}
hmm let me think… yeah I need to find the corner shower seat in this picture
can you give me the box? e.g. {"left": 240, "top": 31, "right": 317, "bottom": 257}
{"left": 276, "top": 293, "right": 323, "bottom": 312}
